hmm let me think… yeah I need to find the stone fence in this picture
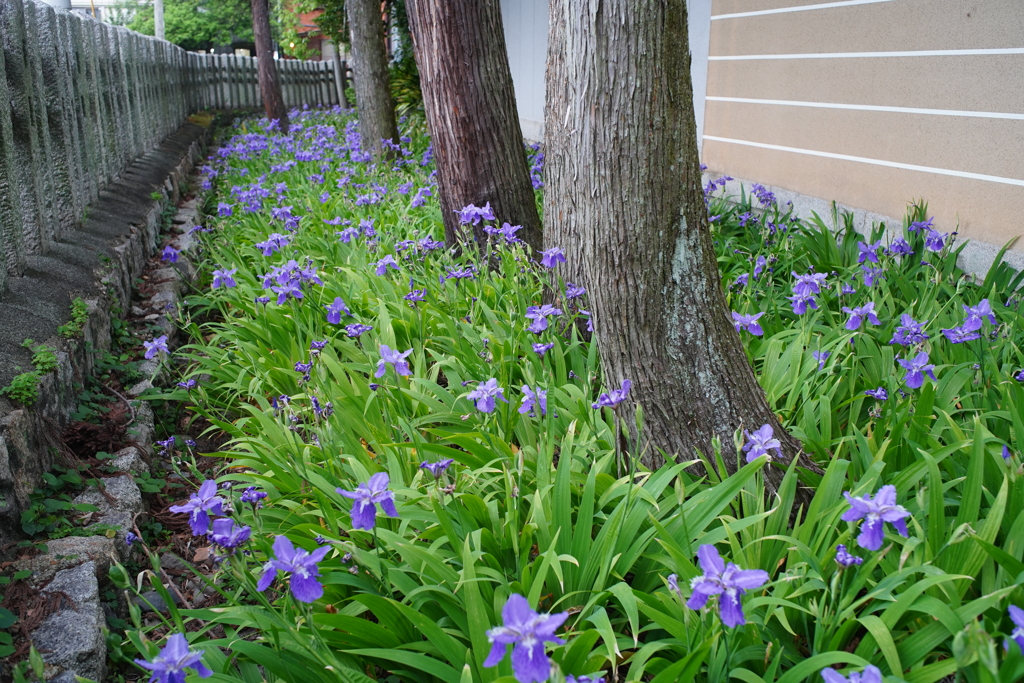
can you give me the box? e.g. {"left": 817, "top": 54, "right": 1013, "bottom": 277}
{"left": 0, "top": 0, "right": 342, "bottom": 295}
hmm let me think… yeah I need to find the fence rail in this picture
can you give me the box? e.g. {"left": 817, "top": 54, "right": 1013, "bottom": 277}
{"left": 0, "top": 0, "right": 341, "bottom": 292}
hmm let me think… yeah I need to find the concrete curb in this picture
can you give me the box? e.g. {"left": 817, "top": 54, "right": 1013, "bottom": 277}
{"left": 0, "top": 122, "right": 209, "bottom": 543}
{"left": 19, "top": 188, "right": 201, "bottom": 682}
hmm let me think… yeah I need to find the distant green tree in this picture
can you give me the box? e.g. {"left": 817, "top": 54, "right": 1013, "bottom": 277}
{"left": 111, "top": 0, "right": 255, "bottom": 52}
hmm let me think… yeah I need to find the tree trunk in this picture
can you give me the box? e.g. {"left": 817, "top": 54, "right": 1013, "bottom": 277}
{"left": 346, "top": 0, "right": 400, "bottom": 159}
{"left": 406, "top": 0, "right": 542, "bottom": 254}
{"left": 544, "top": 0, "right": 806, "bottom": 490}
{"left": 251, "top": 0, "right": 288, "bottom": 132}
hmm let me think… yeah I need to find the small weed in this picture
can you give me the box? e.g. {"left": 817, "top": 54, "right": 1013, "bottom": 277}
{"left": 58, "top": 298, "right": 89, "bottom": 338}
{"left": 26, "top": 342, "right": 58, "bottom": 374}
{"left": 19, "top": 464, "right": 98, "bottom": 537}
{"left": 1, "top": 371, "right": 40, "bottom": 406}
{"left": 150, "top": 191, "right": 164, "bottom": 201}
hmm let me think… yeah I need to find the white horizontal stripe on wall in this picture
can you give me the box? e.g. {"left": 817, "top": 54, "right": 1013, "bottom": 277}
{"left": 702, "top": 135, "right": 1024, "bottom": 188}
{"left": 711, "top": 0, "right": 897, "bottom": 21}
{"left": 709, "top": 47, "right": 1024, "bottom": 61}
{"left": 706, "top": 96, "right": 1024, "bottom": 120}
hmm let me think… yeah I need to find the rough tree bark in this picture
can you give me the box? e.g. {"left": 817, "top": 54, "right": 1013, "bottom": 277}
{"left": 346, "top": 0, "right": 400, "bottom": 159}
{"left": 406, "top": 0, "right": 542, "bottom": 254}
{"left": 251, "top": 0, "right": 288, "bottom": 132}
{"left": 544, "top": 0, "right": 805, "bottom": 489}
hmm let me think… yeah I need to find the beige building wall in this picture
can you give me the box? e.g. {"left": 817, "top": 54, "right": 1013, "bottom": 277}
{"left": 702, "top": 0, "right": 1024, "bottom": 255}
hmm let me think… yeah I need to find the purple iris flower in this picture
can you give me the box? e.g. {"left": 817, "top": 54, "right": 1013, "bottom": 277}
{"left": 410, "top": 187, "right": 432, "bottom": 208}
{"left": 1002, "top": 445, "right": 1012, "bottom": 460}
{"left": 898, "top": 352, "right": 936, "bottom": 389}
{"left": 842, "top": 302, "right": 881, "bottom": 331}
{"left": 812, "top": 351, "right": 830, "bottom": 371}
{"left": 455, "top": 202, "right": 496, "bottom": 225}
{"left": 532, "top": 342, "right": 555, "bottom": 357}
{"left": 864, "top": 387, "right": 888, "bottom": 401}
{"left": 271, "top": 281, "right": 303, "bottom": 305}
{"left": 144, "top": 335, "right": 170, "bottom": 360}
{"left": 168, "top": 480, "right": 225, "bottom": 536}
{"left": 373, "top": 255, "right": 400, "bottom": 276}
{"left": 525, "top": 305, "right": 562, "bottom": 334}
{"left": 497, "top": 222, "right": 522, "bottom": 242}
{"left": 539, "top": 247, "right": 566, "bottom": 269}
{"left": 346, "top": 323, "right": 373, "bottom": 338}
{"left": 580, "top": 310, "right": 594, "bottom": 333}
{"left": 963, "top": 299, "right": 997, "bottom": 328}
{"left": 161, "top": 246, "right": 179, "bottom": 263}
{"left": 360, "top": 218, "right": 376, "bottom": 237}
{"left": 217, "top": 202, "right": 234, "bottom": 217}
{"left": 134, "top": 633, "right": 213, "bottom": 683}
{"left": 888, "top": 237, "right": 913, "bottom": 256}
{"left": 732, "top": 311, "right": 764, "bottom": 336}
{"left": 1016, "top": 370, "right": 1024, "bottom": 382}
{"left": 257, "top": 535, "right": 331, "bottom": 603}
{"left": 733, "top": 274, "right": 749, "bottom": 288}
{"left": 240, "top": 486, "right": 267, "bottom": 504}
{"left": 519, "top": 386, "right": 547, "bottom": 417}
{"left": 1007, "top": 606, "right": 1024, "bottom": 653}
{"left": 820, "top": 665, "right": 883, "bottom": 683}
{"left": 212, "top": 268, "right": 237, "bottom": 289}
{"left": 792, "top": 271, "right": 827, "bottom": 297}
{"left": 420, "top": 459, "right": 454, "bottom": 479}
{"left": 924, "top": 228, "right": 948, "bottom": 252}
{"left": 566, "top": 677, "right": 605, "bottom": 683}
{"left": 209, "top": 518, "right": 252, "bottom": 549}
{"left": 742, "top": 424, "right": 783, "bottom": 462}
{"left": 842, "top": 484, "right": 910, "bottom": 550}
{"left": 404, "top": 280, "right": 426, "bottom": 305}
{"left": 908, "top": 217, "right": 934, "bottom": 232}
{"left": 255, "top": 233, "right": 291, "bottom": 256}
{"left": 270, "top": 205, "right": 294, "bottom": 222}
{"left": 467, "top": 378, "right": 508, "bottom": 413}
{"left": 857, "top": 241, "right": 882, "bottom": 264}
{"left": 592, "top": 379, "right": 631, "bottom": 409}
{"left": 941, "top": 325, "right": 981, "bottom": 343}
{"left": 861, "top": 265, "right": 884, "bottom": 287}
{"left": 789, "top": 294, "right": 818, "bottom": 315}
{"left": 841, "top": 282, "right": 856, "bottom": 295}
{"left": 337, "top": 226, "right": 360, "bottom": 243}
{"left": 565, "top": 282, "right": 586, "bottom": 299}
{"left": 325, "top": 297, "right": 351, "bottom": 324}
{"left": 890, "top": 314, "right": 929, "bottom": 346}
{"left": 484, "top": 594, "right": 568, "bottom": 683}
{"left": 753, "top": 255, "right": 767, "bottom": 279}
{"left": 177, "top": 379, "right": 197, "bottom": 390}
{"left": 376, "top": 345, "right": 413, "bottom": 378}
{"left": 686, "top": 544, "right": 769, "bottom": 628}
{"left": 125, "top": 532, "right": 138, "bottom": 546}
{"left": 835, "top": 544, "right": 863, "bottom": 567}
{"left": 337, "top": 472, "right": 399, "bottom": 530}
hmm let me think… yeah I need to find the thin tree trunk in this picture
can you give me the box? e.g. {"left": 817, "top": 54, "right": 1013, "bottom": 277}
{"left": 346, "top": 0, "right": 399, "bottom": 159}
{"left": 251, "top": 0, "right": 288, "bottom": 131}
{"left": 544, "top": 0, "right": 807, "bottom": 490}
{"left": 406, "top": 0, "right": 542, "bottom": 254}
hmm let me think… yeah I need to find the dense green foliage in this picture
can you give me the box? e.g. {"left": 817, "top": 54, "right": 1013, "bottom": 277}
{"left": 111, "top": 0, "right": 254, "bottom": 52}
{"left": 115, "top": 108, "right": 1024, "bottom": 683}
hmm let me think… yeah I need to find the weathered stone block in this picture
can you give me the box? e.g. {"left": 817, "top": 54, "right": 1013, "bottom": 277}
{"left": 30, "top": 561, "right": 107, "bottom": 682}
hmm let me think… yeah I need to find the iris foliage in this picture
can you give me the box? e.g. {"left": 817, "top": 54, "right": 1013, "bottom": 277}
{"left": 117, "top": 107, "right": 1024, "bottom": 683}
